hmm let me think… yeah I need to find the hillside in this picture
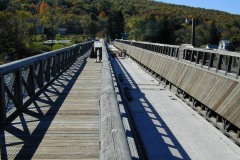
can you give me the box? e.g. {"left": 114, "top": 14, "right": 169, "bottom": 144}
{"left": 0, "top": 0, "right": 240, "bottom": 63}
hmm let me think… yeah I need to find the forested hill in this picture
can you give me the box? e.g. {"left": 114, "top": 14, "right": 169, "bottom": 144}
{"left": 0, "top": 0, "right": 240, "bottom": 59}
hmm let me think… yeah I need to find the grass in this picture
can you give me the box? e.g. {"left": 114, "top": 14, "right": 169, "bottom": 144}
{"left": 52, "top": 43, "right": 72, "bottom": 50}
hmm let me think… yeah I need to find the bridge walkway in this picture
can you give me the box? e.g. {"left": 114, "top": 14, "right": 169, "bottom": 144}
{"left": 1, "top": 55, "right": 101, "bottom": 159}
{"left": 110, "top": 53, "right": 240, "bottom": 160}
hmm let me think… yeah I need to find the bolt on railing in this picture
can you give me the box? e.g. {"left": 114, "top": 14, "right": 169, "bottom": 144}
{"left": 0, "top": 41, "right": 94, "bottom": 124}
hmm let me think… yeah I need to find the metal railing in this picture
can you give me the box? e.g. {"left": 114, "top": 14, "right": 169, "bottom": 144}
{"left": 116, "top": 40, "right": 240, "bottom": 79}
{"left": 0, "top": 41, "right": 94, "bottom": 124}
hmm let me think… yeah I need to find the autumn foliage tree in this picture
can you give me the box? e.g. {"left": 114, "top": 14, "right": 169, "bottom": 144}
{"left": 39, "top": 2, "right": 48, "bottom": 14}
{"left": 39, "top": 2, "right": 61, "bottom": 50}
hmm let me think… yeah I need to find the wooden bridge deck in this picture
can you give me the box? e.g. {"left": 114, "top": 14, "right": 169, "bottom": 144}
{"left": 1, "top": 57, "right": 102, "bottom": 159}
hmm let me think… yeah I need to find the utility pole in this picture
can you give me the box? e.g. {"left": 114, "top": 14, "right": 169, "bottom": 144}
{"left": 185, "top": 17, "right": 196, "bottom": 47}
{"left": 191, "top": 18, "right": 195, "bottom": 47}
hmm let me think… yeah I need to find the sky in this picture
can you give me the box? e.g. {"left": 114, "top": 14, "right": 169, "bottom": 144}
{"left": 156, "top": 0, "right": 240, "bottom": 15}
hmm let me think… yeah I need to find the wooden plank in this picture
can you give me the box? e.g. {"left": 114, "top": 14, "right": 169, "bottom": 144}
{"left": 1, "top": 57, "right": 101, "bottom": 159}
{"left": 34, "top": 58, "right": 101, "bottom": 158}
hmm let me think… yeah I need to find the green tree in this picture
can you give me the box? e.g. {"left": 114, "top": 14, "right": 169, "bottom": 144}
{"left": 0, "top": 11, "right": 15, "bottom": 55}
{"left": 39, "top": 3, "right": 61, "bottom": 49}
{"left": 155, "top": 16, "right": 176, "bottom": 44}
{"left": 142, "top": 14, "right": 159, "bottom": 42}
{"left": 115, "top": 11, "right": 125, "bottom": 39}
{"left": 97, "top": 0, "right": 112, "bottom": 15}
{"left": 126, "top": 16, "right": 145, "bottom": 41}
{"left": 195, "top": 25, "right": 207, "bottom": 47}
{"left": 80, "top": 14, "right": 99, "bottom": 38}
{"left": 0, "top": 0, "right": 9, "bottom": 11}
{"left": 106, "top": 13, "right": 115, "bottom": 40}
{"left": 14, "top": 10, "right": 35, "bottom": 57}
{"left": 63, "top": 13, "right": 83, "bottom": 34}
{"left": 107, "top": 10, "right": 125, "bottom": 40}
{"left": 206, "top": 21, "right": 221, "bottom": 45}
{"left": 123, "top": 4, "right": 136, "bottom": 16}
{"left": 229, "top": 34, "right": 240, "bottom": 51}
{"left": 174, "top": 28, "right": 191, "bottom": 45}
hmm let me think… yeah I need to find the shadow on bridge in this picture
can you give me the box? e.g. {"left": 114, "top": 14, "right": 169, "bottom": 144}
{"left": 0, "top": 56, "right": 88, "bottom": 159}
{"left": 110, "top": 56, "right": 191, "bottom": 160}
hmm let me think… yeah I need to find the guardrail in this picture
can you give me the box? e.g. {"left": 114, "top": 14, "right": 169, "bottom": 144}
{"left": 116, "top": 39, "right": 240, "bottom": 79}
{"left": 0, "top": 41, "right": 94, "bottom": 124}
{"left": 114, "top": 40, "right": 240, "bottom": 145}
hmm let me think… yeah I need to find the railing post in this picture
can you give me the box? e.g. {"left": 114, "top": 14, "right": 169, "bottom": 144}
{"left": 13, "top": 69, "right": 23, "bottom": 108}
{"left": 226, "top": 56, "right": 232, "bottom": 75}
{"left": 56, "top": 54, "right": 61, "bottom": 74}
{"left": 61, "top": 51, "right": 65, "bottom": 69}
{"left": 73, "top": 47, "right": 77, "bottom": 62}
{"left": 183, "top": 49, "right": 186, "bottom": 60}
{"left": 176, "top": 48, "right": 179, "bottom": 59}
{"left": 61, "top": 53, "right": 65, "bottom": 70}
{"left": 216, "top": 54, "right": 223, "bottom": 72}
{"left": 37, "top": 61, "right": 44, "bottom": 89}
{"left": 51, "top": 56, "right": 56, "bottom": 77}
{"left": 190, "top": 50, "right": 194, "bottom": 63}
{"left": 170, "top": 48, "right": 174, "bottom": 57}
{"left": 70, "top": 49, "right": 73, "bottom": 64}
{"left": 236, "top": 58, "right": 240, "bottom": 79}
{"left": 27, "top": 65, "right": 35, "bottom": 97}
{"left": 67, "top": 50, "right": 70, "bottom": 66}
{"left": 60, "top": 54, "right": 64, "bottom": 71}
{"left": 0, "top": 74, "right": 6, "bottom": 123}
{"left": 201, "top": 52, "right": 206, "bottom": 67}
{"left": 196, "top": 51, "right": 200, "bottom": 64}
{"left": 208, "top": 53, "right": 214, "bottom": 69}
{"left": 45, "top": 58, "right": 51, "bottom": 82}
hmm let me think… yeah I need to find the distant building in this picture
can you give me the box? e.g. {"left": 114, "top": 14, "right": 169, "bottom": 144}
{"left": 205, "top": 44, "right": 218, "bottom": 50}
{"left": 219, "top": 40, "right": 230, "bottom": 50}
{"left": 59, "top": 28, "right": 67, "bottom": 35}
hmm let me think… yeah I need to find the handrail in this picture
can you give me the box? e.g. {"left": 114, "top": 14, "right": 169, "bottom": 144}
{"left": 100, "top": 42, "right": 132, "bottom": 160}
{"left": 115, "top": 39, "right": 240, "bottom": 79}
{"left": 0, "top": 41, "right": 94, "bottom": 124}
